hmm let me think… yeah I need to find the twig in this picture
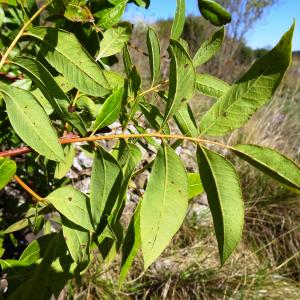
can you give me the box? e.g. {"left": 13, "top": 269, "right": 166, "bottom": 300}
{"left": 14, "top": 175, "right": 45, "bottom": 203}
{"left": 0, "top": 0, "right": 53, "bottom": 70}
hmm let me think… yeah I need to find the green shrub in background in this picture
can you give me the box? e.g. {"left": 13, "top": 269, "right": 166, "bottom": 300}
{"left": 0, "top": 0, "right": 299, "bottom": 298}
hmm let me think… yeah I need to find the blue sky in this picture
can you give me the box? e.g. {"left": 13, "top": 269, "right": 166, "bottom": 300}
{"left": 124, "top": 0, "right": 300, "bottom": 51}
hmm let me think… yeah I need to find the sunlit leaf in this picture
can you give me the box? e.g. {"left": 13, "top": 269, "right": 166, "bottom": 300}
{"left": 174, "top": 103, "right": 198, "bottom": 137}
{"left": 90, "top": 148, "right": 123, "bottom": 228}
{"left": 140, "top": 144, "right": 188, "bottom": 269}
{"left": 200, "top": 23, "right": 294, "bottom": 136}
{"left": 171, "top": 0, "right": 185, "bottom": 40}
{"left": 163, "top": 39, "right": 196, "bottom": 123}
{"left": 193, "top": 27, "right": 225, "bottom": 66}
{"left": 197, "top": 146, "right": 244, "bottom": 265}
{"left": 188, "top": 173, "right": 204, "bottom": 200}
{"left": 94, "top": 0, "right": 127, "bottom": 29}
{"left": 147, "top": 27, "right": 161, "bottom": 86}
{"left": 54, "top": 144, "right": 75, "bottom": 180}
{"left": 27, "top": 27, "right": 111, "bottom": 97}
{"left": 13, "top": 56, "right": 86, "bottom": 136}
{"left": 233, "top": 144, "right": 300, "bottom": 193}
{"left": 97, "top": 26, "right": 130, "bottom": 59}
{"left": 46, "top": 186, "right": 94, "bottom": 231}
{"left": 196, "top": 73, "right": 230, "bottom": 99}
{"left": 92, "top": 87, "right": 124, "bottom": 134}
{"left": 0, "top": 82, "right": 65, "bottom": 162}
{"left": 198, "top": 0, "right": 231, "bottom": 26}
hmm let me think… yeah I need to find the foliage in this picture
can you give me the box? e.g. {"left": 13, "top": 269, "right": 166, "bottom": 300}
{"left": 0, "top": 0, "right": 298, "bottom": 298}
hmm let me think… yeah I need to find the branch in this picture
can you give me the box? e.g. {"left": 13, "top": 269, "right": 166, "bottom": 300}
{"left": 0, "top": 132, "right": 232, "bottom": 158}
{"left": 14, "top": 175, "right": 45, "bottom": 203}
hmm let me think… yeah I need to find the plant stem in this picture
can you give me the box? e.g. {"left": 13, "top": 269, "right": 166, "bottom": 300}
{"left": 127, "top": 80, "right": 169, "bottom": 104}
{"left": 0, "top": 0, "right": 53, "bottom": 70}
{"left": 14, "top": 175, "right": 45, "bottom": 203}
{"left": 59, "top": 133, "right": 232, "bottom": 150}
{"left": 0, "top": 133, "right": 232, "bottom": 158}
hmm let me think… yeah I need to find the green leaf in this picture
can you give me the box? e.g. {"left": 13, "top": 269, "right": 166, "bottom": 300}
{"left": 27, "top": 27, "right": 111, "bottom": 97}
{"left": 197, "top": 146, "right": 244, "bottom": 265}
{"left": 146, "top": 27, "right": 161, "bottom": 86}
{"left": 196, "top": 73, "right": 230, "bottom": 99}
{"left": 140, "top": 102, "right": 170, "bottom": 134}
{"left": 193, "top": 27, "right": 225, "bottom": 67}
{"left": 171, "top": 0, "right": 185, "bottom": 40}
{"left": 123, "top": 44, "right": 133, "bottom": 78}
{"left": 132, "top": 0, "right": 150, "bottom": 8}
{"left": 76, "top": 95, "right": 98, "bottom": 119}
{"left": 198, "top": 0, "right": 231, "bottom": 26}
{"left": 5, "top": 233, "right": 75, "bottom": 298}
{"left": 20, "top": 233, "right": 56, "bottom": 264}
{"left": 92, "top": 87, "right": 124, "bottom": 134}
{"left": 188, "top": 173, "right": 204, "bottom": 200}
{"left": 8, "top": 233, "right": 65, "bottom": 299}
{"left": 46, "top": 186, "right": 94, "bottom": 231}
{"left": 200, "top": 23, "right": 294, "bottom": 137}
{"left": 64, "top": 0, "right": 94, "bottom": 23}
{"left": 61, "top": 216, "right": 90, "bottom": 265}
{"left": 13, "top": 56, "right": 86, "bottom": 136}
{"left": 140, "top": 144, "right": 189, "bottom": 269}
{"left": 174, "top": 103, "right": 198, "bottom": 137}
{"left": 0, "top": 83, "right": 65, "bottom": 162}
{"left": 233, "top": 144, "right": 300, "bottom": 193}
{"left": 90, "top": 148, "right": 123, "bottom": 228}
{"left": 103, "top": 69, "right": 125, "bottom": 90}
{"left": 94, "top": 0, "right": 127, "bottom": 29}
{"left": 163, "top": 40, "right": 196, "bottom": 123}
{"left": 0, "top": 157, "right": 16, "bottom": 191}
{"left": 119, "top": 202, "right": 141, "bottom": 286}
{"left": 97, "top": 26, "right": 130, "bottom": 59}
{"left": 4, "top": 218, "right": 29, "bottom": 234}
{"left": 110, "top": 142, "right": 142, "bottom": 225}
{"left": 54, "top": 144, "right": 75, "bottom": 180}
